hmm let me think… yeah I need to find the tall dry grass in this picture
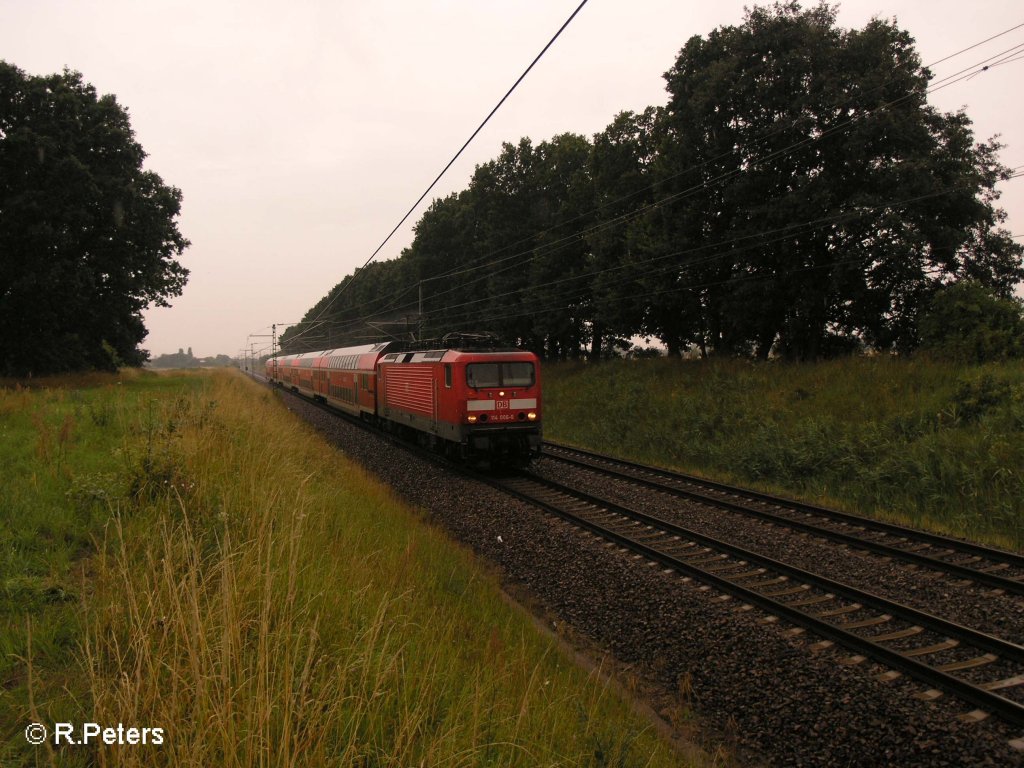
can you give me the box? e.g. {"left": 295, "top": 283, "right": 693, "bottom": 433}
{"left": 79, "top": 370, "right": 698, "bottom": 767}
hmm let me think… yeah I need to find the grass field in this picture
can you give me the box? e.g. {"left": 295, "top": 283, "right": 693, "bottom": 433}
{"left": 543, "top": 356, "right": 1024, "bottom": 551}
{"left": 1, "top": 369, "right": 702, "bottom": 767}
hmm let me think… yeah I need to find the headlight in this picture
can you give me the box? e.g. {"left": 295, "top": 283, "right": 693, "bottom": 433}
{"left": 527, "top": 412, "right": 537, "bottom": 421}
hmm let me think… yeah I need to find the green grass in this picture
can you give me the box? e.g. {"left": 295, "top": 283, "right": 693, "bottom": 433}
{"left": 2, "top": 369, "right": 705, "bottom": 767}
{"left": 543, "top": 356, "right": 1024, "bottom": 551}
{"left": 1, "top": 369, "right": 207, "bottom": 765}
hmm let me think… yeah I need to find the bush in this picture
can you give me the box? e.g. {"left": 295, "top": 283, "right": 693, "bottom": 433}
{"left": 919, "top": 281, "right": 1024, "bottom": 363}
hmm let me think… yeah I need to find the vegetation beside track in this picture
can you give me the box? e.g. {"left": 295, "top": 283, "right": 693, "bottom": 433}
{"left": 544, "top": 356, "right": 1024, "bottom": 551}
{"left": 1, "top": 368, "right": 694, "bottom": 767}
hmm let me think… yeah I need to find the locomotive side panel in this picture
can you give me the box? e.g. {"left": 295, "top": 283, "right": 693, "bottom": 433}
{"left": 381, "top": 364, "right": 436, "bottom": 422}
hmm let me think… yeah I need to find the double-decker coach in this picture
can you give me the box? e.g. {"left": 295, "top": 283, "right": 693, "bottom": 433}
{"left": 267, "top": 339, "right": 541, "bottom": 464}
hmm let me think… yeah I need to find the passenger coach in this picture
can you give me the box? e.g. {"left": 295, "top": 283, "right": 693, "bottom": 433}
{"left": 266, "top": 340, "right": 541, "bottom": 464}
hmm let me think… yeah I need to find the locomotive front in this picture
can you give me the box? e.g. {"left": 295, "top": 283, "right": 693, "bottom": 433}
{"left": 457, "top": 350, "right": 542, "bottom": 464}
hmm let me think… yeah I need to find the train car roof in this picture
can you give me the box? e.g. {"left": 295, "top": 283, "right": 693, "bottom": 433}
{"left": 274, "top": 342, "right": 392, "bottom": 365}
{"left": 379, "top": 348, "right": 537, "bottom": 364}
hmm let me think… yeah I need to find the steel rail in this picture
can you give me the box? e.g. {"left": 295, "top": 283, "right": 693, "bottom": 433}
{"left": 484, "top": 471, "right": 1024, "bottom": 728}
{"left": 261, "top": 380, "right": 1024, "bottom": 725}
{"left": 542, "top": 441, "right": 1024, "bottom": 596}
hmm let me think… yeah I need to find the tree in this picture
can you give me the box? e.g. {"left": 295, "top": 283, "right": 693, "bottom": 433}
{"left": 588, "top": 109, "right": 662, "bottom": 357}
{"left": 0, "top": 63, "right": 189, "bottom": 375}
{"left": 919, "top": 281, "right": 1024, "bottom": 362}
{"left": 523, "top": 133, "right": 594, "bottom": 359}
{"left": 280, "top": 258, "right": 410, "bottom": 352}
{"left": 651, "top": 2, "right": 1023, "bottom": 359}
{"left": 466, "top": 138, "right": 548, "bottom": 351}
{"left": 404, "top": 190, "right": 486, "bottom": 342}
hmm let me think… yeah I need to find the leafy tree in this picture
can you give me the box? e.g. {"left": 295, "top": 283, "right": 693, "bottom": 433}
{"left": 466, "top": 138, "right": 548, "bottom": 351}
{"left": 651, "top": 2, "right": 1023, "bottom": 359}
{"left": 919, "top": 281, "right": 1024, "bottom": 362}
{"left": 405, "top": 190, "right": 491, "bottom": 343}
{"left": 588, "top": 108, "right": 661, "bottom": 357}
{"left": 280, "top": 259, "right": 409, "bottom": 352}
{"left": 523, "top": 133, "right": 594, "bottom": 359}
{"left": 0, "top": 62, "right": 189, "bottom": 375}
{"left": 287, "top": 2, "right": 1023, "bottom": 362}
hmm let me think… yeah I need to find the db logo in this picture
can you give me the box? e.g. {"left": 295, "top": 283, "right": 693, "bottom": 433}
{"left": 495, "top": 400, "right": 510, "bottom": 410}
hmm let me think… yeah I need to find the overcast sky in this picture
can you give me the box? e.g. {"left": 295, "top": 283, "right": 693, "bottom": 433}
{"left": 2, "top": 0, "right": 1022, "bottom": 358}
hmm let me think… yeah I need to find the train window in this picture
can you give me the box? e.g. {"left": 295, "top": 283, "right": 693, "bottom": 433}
{"left": 444, "top": 364, "right": 452, "bottom": 388}
{"left": 466, "top": 363, "right": 499, "bottom": 388}
{"left": 466, "top": 362, "right": 535, "bottom": 388}
{"left": 501, "top": 362, "right": 534, "bottom": 387}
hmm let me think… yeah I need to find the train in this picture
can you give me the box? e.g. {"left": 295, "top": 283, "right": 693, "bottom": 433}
{"left": 265, "top": 337, "right": 542, "bottom": 465}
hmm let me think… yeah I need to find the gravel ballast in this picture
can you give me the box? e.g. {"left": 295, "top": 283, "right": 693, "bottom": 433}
{"left": 279, "top": 389, "right": 1024, "bottom": 767}
{"left": 532, "top": 457, "right": 1024, "bottom": 645}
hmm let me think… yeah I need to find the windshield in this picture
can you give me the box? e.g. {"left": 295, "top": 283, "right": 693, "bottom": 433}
{"left": 500, "top": 362, "right": 535, "bottom": 387}
{"left": 466, "top": 362, "right": 534, "bottom": 388}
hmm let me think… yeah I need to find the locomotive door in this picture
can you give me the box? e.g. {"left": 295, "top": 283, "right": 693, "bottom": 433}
{"left": 432, "top": 379, "right": 438, "bottom": 431}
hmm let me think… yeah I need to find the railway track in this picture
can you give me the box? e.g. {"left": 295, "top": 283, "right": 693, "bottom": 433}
{"left": 542, "top": 441, "right": 1024, "bottom": 596}
{"left": 264, "top": 381, "right": 1024, "bottom": 731}
{"left": 265, "top": 377, "right": 1024, "bottom": 762}
{"left": 482, "top": 470, "right": 1024, "bottom": 728}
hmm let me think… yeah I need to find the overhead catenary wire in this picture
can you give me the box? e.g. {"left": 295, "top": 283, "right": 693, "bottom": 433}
{"left": 280, "top": 24, "right": 1024, "bottom": 345}
{"left": 313, "top": 174, "right": 1022, "bottom": 344}
{"left": 285, "top": 0, "right": 590, "bottom": 348}
{"left": 279, "top": 21, "right": 1024, "bottom": 351}
{"left": 325, "top": 40, "right": 1024, "bottom": 339}
{"left": 319, "top": 107, "right": 1024, "bottom": 342}
{"left": 412, "top": 178, "right": 1024, "bottom": 334}
{"left": 402, "top": 32, "right": 1024, "bottom": 288}
{"left": 418, "top": 217, "right": 1024, "bottom": 338}
{"left": 924, "top": 22, "right": 1024, "bottom": 69}
{"left": 316, "top": 181, "right": 1023, "bottom": 347}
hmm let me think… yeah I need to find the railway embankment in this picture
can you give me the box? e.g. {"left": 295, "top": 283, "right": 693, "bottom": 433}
{"left": 544, "top": 356, "right": 1024, "bottom": 552}
{"left": 278, "top": 369, "right": 1024, "bottom": 767}
{"left": 1, "top": 369, "right": 694, "bottom": 767}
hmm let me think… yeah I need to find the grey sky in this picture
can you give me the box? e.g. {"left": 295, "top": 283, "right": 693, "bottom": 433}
{"left": 2, "top": 0, "right": 1022, "bottom": 357}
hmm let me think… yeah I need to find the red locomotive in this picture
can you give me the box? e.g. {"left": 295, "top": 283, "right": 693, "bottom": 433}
{"left": 265, "top": 338, "right": 541, "bottom": 464}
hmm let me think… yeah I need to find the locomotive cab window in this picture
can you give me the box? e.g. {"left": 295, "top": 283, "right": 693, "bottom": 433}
{"left": 501, "top": 362, "right": 534, "bottom": 387}
{"left": 466, "top": 362, "right": 534, "bottom": 389}
{"left": 444, "top": 364, "right": 452, "bottom": 388}
{"left": 466, "top": 363, "right": 499, "bottom": 388}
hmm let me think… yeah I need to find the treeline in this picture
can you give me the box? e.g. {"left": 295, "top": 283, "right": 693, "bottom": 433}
{"left": 282, "top": 3, "right": 1023, "bottom": 361}
{"left": 148, "top": 348, "right": 235, "bottom": 369}
{"left": 0, "top": 63, "right": 189, "bottom": 376}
